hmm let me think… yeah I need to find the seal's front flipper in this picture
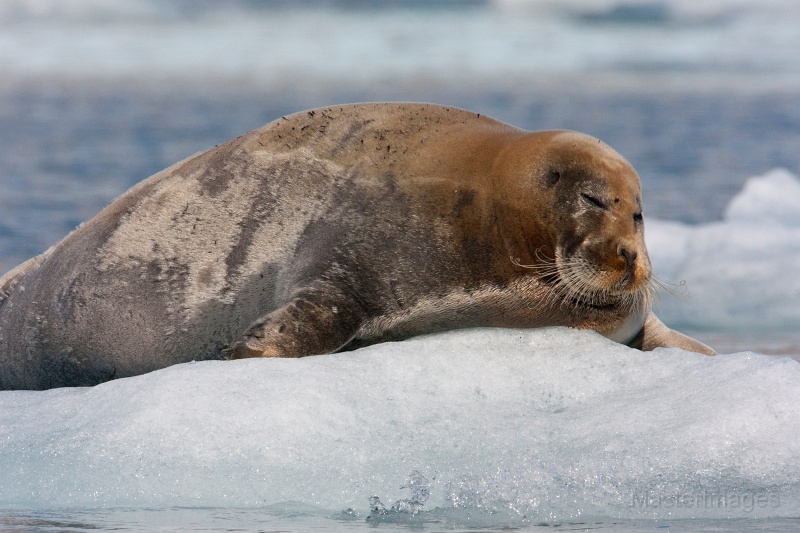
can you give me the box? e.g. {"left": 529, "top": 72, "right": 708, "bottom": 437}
{"left": 631, "top": 313, "right": 716, "bottom": 355}
{"left": 224, "top": 289, "right": 364, "bottom": 359}
{"left": 630, "top": 312, "right": 716, "bottom": 355}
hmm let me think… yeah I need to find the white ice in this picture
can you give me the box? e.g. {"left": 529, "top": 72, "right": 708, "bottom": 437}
{"left": 2, "top": 172, "right": 800, "bottom": 523}
{"left": 1, "top": 327, "right": 799, "bottom": 522}
{"left": 647, "top": 169, "right": 800, "bottom": 332}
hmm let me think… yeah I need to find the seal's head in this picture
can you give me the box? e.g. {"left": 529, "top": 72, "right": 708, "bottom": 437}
{"left": 494, "top": 130, "right": 652, "bottom": 309}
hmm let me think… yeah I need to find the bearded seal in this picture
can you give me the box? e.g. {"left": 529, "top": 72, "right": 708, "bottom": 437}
{"left": 0, "top": 103, "right": 714, "bottom": 389}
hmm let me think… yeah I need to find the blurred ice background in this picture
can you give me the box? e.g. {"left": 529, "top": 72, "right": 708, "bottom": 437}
{"left": 1, "top": 1, "right": 799, "bottom": 531}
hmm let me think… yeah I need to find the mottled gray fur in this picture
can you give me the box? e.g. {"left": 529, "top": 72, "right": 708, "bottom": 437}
{"left": 0, "top": 103, "right": 713, "bottom": 390}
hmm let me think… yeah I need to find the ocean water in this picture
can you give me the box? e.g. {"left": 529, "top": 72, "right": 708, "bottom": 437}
{"left": 1, "top": 0, "right": 799, "bottom": 531}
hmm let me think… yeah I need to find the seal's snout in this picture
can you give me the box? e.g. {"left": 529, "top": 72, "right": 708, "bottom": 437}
{"left": 611, "top": 239, "right": 650, "bottom": 291}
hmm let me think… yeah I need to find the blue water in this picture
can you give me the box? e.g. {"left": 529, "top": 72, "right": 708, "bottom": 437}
{"left": 1, "top": 1, "right": 799, "bottom": 531}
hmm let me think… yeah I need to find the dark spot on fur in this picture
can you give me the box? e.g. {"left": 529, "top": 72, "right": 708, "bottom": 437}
{"left": 181, "top": 137, "right": 242, "bottom": 197}
{"left": 545, "top": 169, "right": 561, "bottom": 187}
{"left": 339, "top": 119, "right": 375, "bottom": 147}
{"left": 147, "top": 258, "right": 190, "bottom": 293}
{"left": 380, "top": 173, "right": 399, "bottom": 195}
{"left": 198, "top": 266, "right": 214, "bottom": 287}
{"left": 453, "top": 189, "right": 476, "bottom": 213}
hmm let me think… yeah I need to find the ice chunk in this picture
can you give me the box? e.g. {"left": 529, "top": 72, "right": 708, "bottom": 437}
{"left": 1, "top": 328, "right": 798, "bottom": 521}
{"left": 647, "top": 169, "right": 800, "bottom": 331}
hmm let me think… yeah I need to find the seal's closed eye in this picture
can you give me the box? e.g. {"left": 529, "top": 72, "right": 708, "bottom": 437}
{"left": 581, "top": 192, "right": 608, "bottom": 210}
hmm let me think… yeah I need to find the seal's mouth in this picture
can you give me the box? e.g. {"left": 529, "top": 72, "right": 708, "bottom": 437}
{"left": 614, "top": 267, "right": 650, "bottom": 294}
{"left": 560, "top": 266, "right": 652, "bottom": 312}
{"left": 567, "top": 294, "right": 618, "bottom": 311}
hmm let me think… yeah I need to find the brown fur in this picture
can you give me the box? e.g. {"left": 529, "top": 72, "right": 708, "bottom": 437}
{"left": 0, "top": 103, "right": 713, "bottom": 390}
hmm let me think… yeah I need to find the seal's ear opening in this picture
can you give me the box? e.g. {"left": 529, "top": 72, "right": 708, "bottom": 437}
{"left": 544, "top": 169, "right": 561, "bottom": 187}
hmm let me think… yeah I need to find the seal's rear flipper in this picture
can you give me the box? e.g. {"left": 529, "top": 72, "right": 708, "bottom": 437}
{"left": 629, "top": 312, "right": 716, "bottom": 355}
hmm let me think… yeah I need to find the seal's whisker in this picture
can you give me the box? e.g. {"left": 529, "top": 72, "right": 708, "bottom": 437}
{"left": 510, "top": 256, "right": 537, "bottom": 269}
{"left": 540, "top": 249, "right": 655, "bottom": 312}
{"left": 651, "top": 274, "right": 689, "bottom": 298}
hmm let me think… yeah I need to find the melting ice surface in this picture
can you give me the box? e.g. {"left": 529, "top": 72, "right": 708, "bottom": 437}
{"left": 1, "top": 171, "right": 800, "bottom": 531}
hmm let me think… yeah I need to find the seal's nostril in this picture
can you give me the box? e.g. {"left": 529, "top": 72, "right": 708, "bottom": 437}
{"left": 619, "top": 246, "right": 637, "bottom": 267}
